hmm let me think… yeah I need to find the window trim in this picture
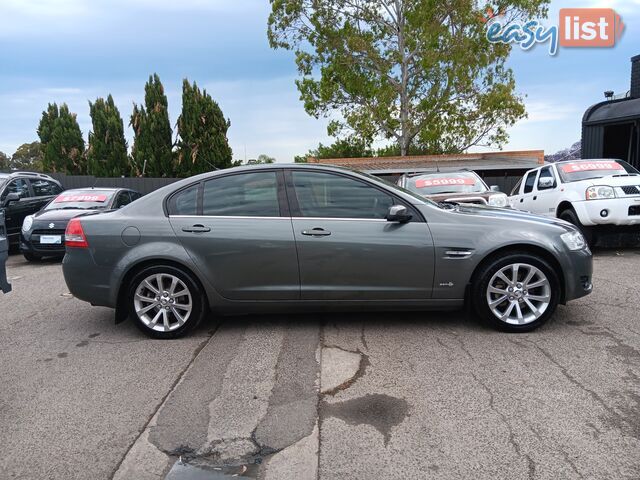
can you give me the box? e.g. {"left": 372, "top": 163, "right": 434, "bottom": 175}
{"left": 284, "top": 169, "right": 424, "bottom": 222}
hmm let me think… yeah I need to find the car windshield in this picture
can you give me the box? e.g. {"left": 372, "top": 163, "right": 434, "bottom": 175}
{"left": 405, "top": 172, "right": 487, "bottom": 195}
{"left": 556, "top": 159, "right": 640, "bottom": 183}
{"left": 45, "top": 191, "right": 115, "bottom": 210}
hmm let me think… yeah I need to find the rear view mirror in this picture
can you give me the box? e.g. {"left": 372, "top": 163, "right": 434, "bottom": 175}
{"left": 2, "top": 193, "right": 20, "bottom": 207}
{"left": 386, "top": 205, "right": 412, "bottom": 223}
{"left": 538, "top": 177, "right": 554, "bottom": 190}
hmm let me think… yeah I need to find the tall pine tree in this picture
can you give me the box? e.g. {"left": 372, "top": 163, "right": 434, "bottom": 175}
{"left": 37, "top": 103, "right": 86, "bottom": 174}
{"left": 130, "top": 74, "right": 173, "bottom": 177}
{"left": 87, "top": 95, "right": 129, "bottom": 176}
{"left": 176, "top": 79, "right": 232, "bottom": 177}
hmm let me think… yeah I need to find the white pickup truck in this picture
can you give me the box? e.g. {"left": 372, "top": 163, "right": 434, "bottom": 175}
{"left": 509, "top": 159, "right": 640, "bottom": 244}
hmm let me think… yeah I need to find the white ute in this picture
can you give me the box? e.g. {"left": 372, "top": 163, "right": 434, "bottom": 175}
{"left": 509, "top": 159, "right": 640, "bottom": 244}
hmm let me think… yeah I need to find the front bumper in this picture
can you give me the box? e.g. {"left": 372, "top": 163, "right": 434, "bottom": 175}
{"left": 562, "top": 248, "right": 593, "bottom": 303}
{"left": 573, "top": 198, "right": 640, "bottom": 227}
{"left": 20, "top": 229, "right": 66, "bottom": 257}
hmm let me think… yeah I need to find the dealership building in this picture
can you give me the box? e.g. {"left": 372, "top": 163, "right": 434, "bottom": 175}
{"left": 582, "top": 54, "right": 640, "bottom": 168}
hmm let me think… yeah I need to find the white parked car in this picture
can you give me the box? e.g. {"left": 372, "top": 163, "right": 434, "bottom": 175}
{"left": 509, "top": 159, "right": 640, "bottom": 244}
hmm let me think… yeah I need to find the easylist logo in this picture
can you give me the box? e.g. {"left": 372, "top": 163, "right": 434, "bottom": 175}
{"left": 559, "top": 8, "right": 624, "bottom": 47}
{"left": 485, "top": 7, "right": 625, "bottom": 55}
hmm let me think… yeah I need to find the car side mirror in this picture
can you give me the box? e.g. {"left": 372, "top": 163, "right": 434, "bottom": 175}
{"left": 538, "top": 177, "right": 554, "bottom": 190}
{"left": 2, "top": 193, "right": 20, "bottom": 207}
{"left": 386, "top": 205, "right": 412, "bottom": 223}
{"left": 489, "top": 185, "right": 500, "bottom": 192}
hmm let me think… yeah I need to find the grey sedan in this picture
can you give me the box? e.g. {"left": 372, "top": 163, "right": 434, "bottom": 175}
{"left": 62, "top": 164, "right": 593, "bottom": 338}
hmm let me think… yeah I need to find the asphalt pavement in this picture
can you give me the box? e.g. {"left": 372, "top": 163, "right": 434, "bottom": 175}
{"left": 1, "top": 250, "right": 639, "bottom": 479}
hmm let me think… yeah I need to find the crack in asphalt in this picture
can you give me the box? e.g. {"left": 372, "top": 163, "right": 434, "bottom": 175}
{"left": 440, "top": 332, "right": 537, "bottom": 480}
{"left": 109, "top": 327, "right": 219, "bottom": 479}
{"left": 516, "top": 338, "right": 637, "bottom": 439}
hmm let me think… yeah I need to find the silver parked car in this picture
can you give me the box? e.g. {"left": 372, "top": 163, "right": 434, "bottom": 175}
{"left": 62, "top": 164, "right": 593, "bottom": 338}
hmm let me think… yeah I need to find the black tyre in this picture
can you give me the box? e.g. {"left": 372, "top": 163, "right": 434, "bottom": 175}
{"left": 23, "top": 252, "right": 41, "bottom": 262}
{"left": 472, "top": 252, "right": 560, "bottom": 333}
{"left": 559, "top": 208, "right": 594, "bottom": 246}
{"left": 127, "top": 265, "right": 206, "bottom": 339}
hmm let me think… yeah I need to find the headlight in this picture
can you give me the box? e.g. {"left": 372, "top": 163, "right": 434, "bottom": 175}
{"left": 488, "top": 194, "right": 508, "bottom": 207}
{"left": 561, "top": 231, "right": 587, "bottom": 251}
{"left": 22, "top": 215, "right": 34, "bottom": 232}
{"left": 585, "top": 185, "right": 615, "bottom": 200}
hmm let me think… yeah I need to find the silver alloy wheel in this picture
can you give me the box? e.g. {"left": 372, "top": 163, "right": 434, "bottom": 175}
{"left": 133, "top": 273, "right": 192, "bottom": 332}
{"left": 485, "top": 263, "right": 551, "bottom": 325}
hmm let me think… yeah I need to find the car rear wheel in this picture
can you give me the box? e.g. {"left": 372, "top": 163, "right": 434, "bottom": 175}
{"left": 128, "top": 265, "right": 206, "bottom": 339}
{"left": 559, "top": 208, "right": 594, "bottom": 246}
{"left": 472, "top": 253, "right": 560, "bottom": 332}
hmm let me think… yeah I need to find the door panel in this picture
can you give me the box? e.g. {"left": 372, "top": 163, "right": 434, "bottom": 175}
{"left": 169, "top": 216, "right": 300, "bottom": 300}
{"left": 285, "top": 170, "right": 434, "bottom": 301}
{"left": 292, "top": 218, "right": 434, "bottom": 300}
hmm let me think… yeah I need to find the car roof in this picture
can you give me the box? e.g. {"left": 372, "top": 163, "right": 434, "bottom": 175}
{"left": 402, "top": 169, "right": 476, "bottom": 178}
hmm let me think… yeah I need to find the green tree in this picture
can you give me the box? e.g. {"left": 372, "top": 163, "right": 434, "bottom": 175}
{"left": 176, "top": 79, "right": 233, "bottom": 177}
{"left": 11, "top": 142, "right": 44, "bottom": 171}
{"left": 268, "top": 0, "right": 546, "bottom": 155}
{"left": 37, "top": 103, "right": 86, "bottom": 174}
{"left": 294, "top": 137, "right": 373, "bottom": 162}
{"left": 131, "top": 74, "right": 174, "bottom": 177}
{"left": 87, "top": 95, "right": 129, "bottom": 176}
{"left": 0, "top": 151, "right": 9, "bottom": 170}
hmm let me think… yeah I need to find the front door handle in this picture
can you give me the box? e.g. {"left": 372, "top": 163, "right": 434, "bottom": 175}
{"left": 533, "top": 196, "right": 537, "bottom": 200}
{"left": 302, "top": 228, "right": 331, "bottom": 237}
{"left": 182, "top": 224, "right": 211, "bottom": 233}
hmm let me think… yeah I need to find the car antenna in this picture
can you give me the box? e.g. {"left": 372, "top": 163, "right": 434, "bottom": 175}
{"left": 435, "top": 158, "right": 440, "bottom": 173}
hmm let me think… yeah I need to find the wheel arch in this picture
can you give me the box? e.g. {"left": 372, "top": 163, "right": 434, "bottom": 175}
{"left": 114, "top": 258, "right": 210, "bottom": 324}
{"left": 556, "top": 200, "right": 574, "bottom": 218}
{"left": 467, "top": 244, "right": 566, "bottom": 305}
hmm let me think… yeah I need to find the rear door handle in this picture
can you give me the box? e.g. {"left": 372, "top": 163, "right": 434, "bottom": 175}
{"left": 302, "top": 228, "right": 331, "bottom": 237}
{"left": 182, "top": 224, "right": 211, "bottom": 233}
{"left": 533, "top": 196, "right": 537, "bottom": 200}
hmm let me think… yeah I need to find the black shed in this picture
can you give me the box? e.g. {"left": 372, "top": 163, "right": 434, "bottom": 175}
{"left": 582, "top": 54, "right": 640, "bottom": 168}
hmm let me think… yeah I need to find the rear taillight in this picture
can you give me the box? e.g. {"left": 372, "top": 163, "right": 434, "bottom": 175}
{"left": 65, "top": 218, "right": 89, "bottom": 248}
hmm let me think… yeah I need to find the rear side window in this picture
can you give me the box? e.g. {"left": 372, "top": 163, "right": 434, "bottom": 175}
{"left": 32, "top": 179, "right": 62, "bottom": 197}
{"left": 523, "top": 171, "right": 537, "bottom": 194}
{"left": 168, "top": 184, "right": 199, "bottom": 216}
{"left": 202, "top": 172, "right": 280, "bottom": 217}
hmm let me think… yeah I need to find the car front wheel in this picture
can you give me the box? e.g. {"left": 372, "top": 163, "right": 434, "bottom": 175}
{"left": 472, "top": 253, "right": 560, "bottom": 332}
{"left": 128, "top": 265, "right": 206, "bottom": 339}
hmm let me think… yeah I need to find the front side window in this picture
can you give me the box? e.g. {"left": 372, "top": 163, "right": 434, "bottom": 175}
{"left": 523, "top": 171, "right": 538, "bottom": 194}
{"left": 32, "top": 179, "right": 62, "bottom": 197}
{"left": 292, "top": 171, "right": 394, "bottom": 219}
{"left": 1, "top": 179, "right": 30, "bottom": 201}
{"left": 203, "top": 172, "right": 280, "bottom": 217}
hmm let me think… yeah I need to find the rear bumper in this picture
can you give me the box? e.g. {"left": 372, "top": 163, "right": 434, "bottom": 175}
{"left": 62, "top": 248, "right": 114, "bottom": 307}
{"left": 563, "top": 248, "right": 593, "bottom": 302}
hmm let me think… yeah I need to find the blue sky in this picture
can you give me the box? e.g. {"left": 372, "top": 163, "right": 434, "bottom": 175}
{"left": 0, "top": 0, "right": 639, "bottom": 162}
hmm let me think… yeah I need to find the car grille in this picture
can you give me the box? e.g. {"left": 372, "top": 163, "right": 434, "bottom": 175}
{"left": 621, "top": 185, "right": 640, "bottom": 195}
{"left": 32, "top": 229, "right": 66, "bottom": 250}
{"left": 629, "top": 206, "right": 640, "bottom": 216}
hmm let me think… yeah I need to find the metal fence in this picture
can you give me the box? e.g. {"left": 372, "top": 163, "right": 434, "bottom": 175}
{"left": 43, "top": 169, "right": 522, "bottom": 196}
{"left": 47, "top": 174, "right": 180, "bottom": 195}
